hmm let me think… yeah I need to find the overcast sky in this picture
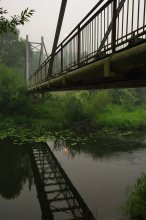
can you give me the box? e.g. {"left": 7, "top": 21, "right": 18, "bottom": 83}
{"left": 2, "top": 0, "right": 98, "bottom": 52}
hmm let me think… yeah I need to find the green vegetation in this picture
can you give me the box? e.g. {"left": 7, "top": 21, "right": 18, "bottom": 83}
{"left": 0, "top": 7, "right": 34, "bottom": 33}
{"left": 122, "top": 173, "right": 146, "bottom": 220}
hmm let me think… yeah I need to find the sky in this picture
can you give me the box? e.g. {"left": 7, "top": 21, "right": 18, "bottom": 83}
{"left": 2, "top": 0, "right": 98, "bottom": 52}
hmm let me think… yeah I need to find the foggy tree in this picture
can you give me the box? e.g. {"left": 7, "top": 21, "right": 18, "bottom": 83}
{"left": 0, "top": 30, "right": 26, "bottom": 68}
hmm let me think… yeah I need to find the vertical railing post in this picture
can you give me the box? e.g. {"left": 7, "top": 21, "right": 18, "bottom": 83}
{"left": 112, "top": 0, "right": 117, "bottom": 52}
{"left": 39, "top": 37, "right": 44, "bottom": 82}
{"left": 77, "top": 26, "right": 81, "bottom": 67}
{"left": 61, "top": 43, "right": 63, "bottom": 73}
{"left": 25, "top": 35, "right": 29, "bottom": 84}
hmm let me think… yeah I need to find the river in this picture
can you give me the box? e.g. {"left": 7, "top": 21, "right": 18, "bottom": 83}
{"left": 0, "top": 133, "right": 146, "bottom": 220}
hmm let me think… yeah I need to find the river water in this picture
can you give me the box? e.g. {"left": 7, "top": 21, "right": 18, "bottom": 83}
{"left": 0, "top": 134, "right": 146, "bottom": 220}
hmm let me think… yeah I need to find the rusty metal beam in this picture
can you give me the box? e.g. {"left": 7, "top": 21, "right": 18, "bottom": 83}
{"left": 48, "top": 0, "right": 68, "bottom": 78}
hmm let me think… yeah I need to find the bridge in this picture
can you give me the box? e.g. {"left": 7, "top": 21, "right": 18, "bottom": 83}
{"left": 26, "top": 0, "right": 146, "bottom": 93}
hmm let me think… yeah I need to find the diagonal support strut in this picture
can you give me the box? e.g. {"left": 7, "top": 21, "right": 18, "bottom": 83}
{"left": 47, "top": 0, "right": 68, "bottom": 78}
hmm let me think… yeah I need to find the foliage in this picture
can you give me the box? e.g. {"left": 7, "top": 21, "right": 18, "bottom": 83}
{"left": 63, "top": 94, "right": 88, "bottom": 125}
{"left": 0, "top": 30, "right": 26, "bottom": 68}
{"left": 0, "top": 64, "right": 26, "bottom": 113}
{"left": 95, "top": 105, "right": 146, "bottom": 130}
{"left": 0, "top": 7, "right": 34, "bottom": 33}
{"left": 122, "top": 173, "right": 146, "bottom": 220}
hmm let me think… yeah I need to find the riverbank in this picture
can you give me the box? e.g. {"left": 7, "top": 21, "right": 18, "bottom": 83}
{"left": 0, "top": 117, "right": 146, "bottom": 145}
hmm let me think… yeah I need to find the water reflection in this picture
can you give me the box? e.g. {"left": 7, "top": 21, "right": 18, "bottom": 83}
{"left": 51, "top": 136, "right": 146, "bottom": 160}
{"left": 48, "top": 135, "right": 146, "bottom": 220}
{"left": 30, "top": 143, "right": 95, "bottom": 220}
{"left": 0, "top": 135, "right": 146, "bottom": 220}
{"left": 0, "top": 141, "right": 42, "bottom": 220}
{"left": 0, "top": 142, "right": 33, "bottom": 199}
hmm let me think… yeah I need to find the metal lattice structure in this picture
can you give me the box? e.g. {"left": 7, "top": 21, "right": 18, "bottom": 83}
{"left": 27, "top": 0, "right": 146, "bottom": 91}
{"left": 29, "top": 143, "right": 95, "bottom": 220}
{"left": 25, "top": 36, "right": 48, "bottom": 82}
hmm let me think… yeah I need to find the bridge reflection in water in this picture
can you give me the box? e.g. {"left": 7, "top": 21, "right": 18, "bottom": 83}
{"left": 29, "top": 143, "right": 95, "bottom": 220}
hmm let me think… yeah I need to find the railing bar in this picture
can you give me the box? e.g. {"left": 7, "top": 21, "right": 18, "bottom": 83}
{"left": 101, "top": 12, "right": 102, "bottom": 50}
{"left": 90, "top": 22, "right": 92, "bottom": 54}
{"left": 137, "top": 0, "right": 140, "bottom": 31}
{"left": 131, "top": 0, "right": 134, "bottom": 33}
{"left": 107, "top": 5, "right": 109, "bottom": 45}
{"left": 91, "top": 22, "right": 93, "bottom": 54}
{"left": 86, "top": 26, "right": 88, "bottom": 57}
{"left": 117, "top": 0, "right": 119, "bottom": 40}
{"left": 97, "top": 15, "right": 99, "bottom": 49}
{"left": 89, "top": 23, "right": 90, "bottom": 54}
{"left": 72, "top": 39, "right": 73, "bottom": 64}
{"left": 92, "top": 19, "right": 94, "bottom": 54}
{"left": 126, "top": 0, "right": 129, "bottom": 38}
{"left": 89, "top": 24, "right": 90, "bottom": 54}
{"left": 69, "top": 40, "right": 71, "bottom": 65}
{"left": 104, "top": 8, "right": 106, "bottom": 50}
{"left": 144, "top": 0, "right": 146, "bottom": 30}
{"left": 81, "top": 31, "right": 83, "bottom": 60}
{"left": 122, "top": 1, "right": 124, "bottom": 41}
{"left": 95, "top": 16, "right": 97, "bottom": 51}
{"left": 84, "top": 29, "right": 86, "bottom": 59}
{"left": 89, "top": 23, "right": 91, "bottom": 54}
{"left": 73, "top": 37, "right": 75, "bottom": 64}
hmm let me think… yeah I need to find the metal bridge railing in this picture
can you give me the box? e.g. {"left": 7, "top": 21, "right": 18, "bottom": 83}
{"left": 28, "top": 0, "right": 146, "bottom": 88}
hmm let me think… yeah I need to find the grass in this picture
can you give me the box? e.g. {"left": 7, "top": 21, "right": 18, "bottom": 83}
{"left": 122, "top": 173, "right": 146, "bottom": 220}
{"left": 1, "top": 92, "right": 146, "bottom": 143}
{"left": 95, "top": 105, "right": 146, "bottom": 130}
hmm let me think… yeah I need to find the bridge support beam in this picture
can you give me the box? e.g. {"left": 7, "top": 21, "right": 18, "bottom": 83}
{"left": 48, "top": 0, "right": 68, "bottom": 78}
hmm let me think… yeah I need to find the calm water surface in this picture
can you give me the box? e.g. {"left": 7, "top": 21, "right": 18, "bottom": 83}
{"left": 48, "top": 135, "right": 146, "bottom": 220}
{"left": 0, "top": 134, "right": 146, "bottom": 220}
{"left": 0, "top": 142, "right": 42, "bottom": 220}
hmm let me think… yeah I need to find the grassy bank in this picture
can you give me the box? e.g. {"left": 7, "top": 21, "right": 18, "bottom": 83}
{"left": 0, "top": 91, "right": 146, "bottom": 143}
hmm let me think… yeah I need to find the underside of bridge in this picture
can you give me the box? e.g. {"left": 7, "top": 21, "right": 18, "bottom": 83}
{"left": 28, "top": 42, "right": 146, "bottom": 93}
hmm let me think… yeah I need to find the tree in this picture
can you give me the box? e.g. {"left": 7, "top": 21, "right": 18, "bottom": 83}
{"left": 0, "top": 30, "right": 26, "bottom": 68}
{"left": 0, "top": 64, "right": 26, "bottom": 112}
{"left": 0, "top": 7, "right": 34, "bottom": 33}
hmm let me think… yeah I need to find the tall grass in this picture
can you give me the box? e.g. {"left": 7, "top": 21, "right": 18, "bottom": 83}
{"left": 95, "top": 105, "right": 146, "bottom": 130}
{"left": 122, "top": 173, "right": 146, "bottom": 220}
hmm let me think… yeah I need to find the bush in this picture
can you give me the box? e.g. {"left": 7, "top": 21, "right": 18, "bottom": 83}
{"left": 0, "top": 64, "right": 26, "bottom": 113}
{"left": 123, "top": 173, "right": 146, "bottom": 220}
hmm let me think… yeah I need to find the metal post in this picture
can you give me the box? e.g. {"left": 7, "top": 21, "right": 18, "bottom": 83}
{"left": 61, "top": 43, "right": 63, "bottom": 73}
{"left": 42, "top": 40, "right": 48, "bottom": 58}
{"left": 77, "top": 26, "right": 81, "bottom": 67}
{"left": 39, "top": 36, "right": 44, "bottom": 67}
{"left": 48, "top": 0, "right": 68, "bottom": 78}
{"left": 25, "top": 35, "right": 29, "bottom": 83}
{"left": 112, "top": 0, "right": 117, "bottom": 52}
